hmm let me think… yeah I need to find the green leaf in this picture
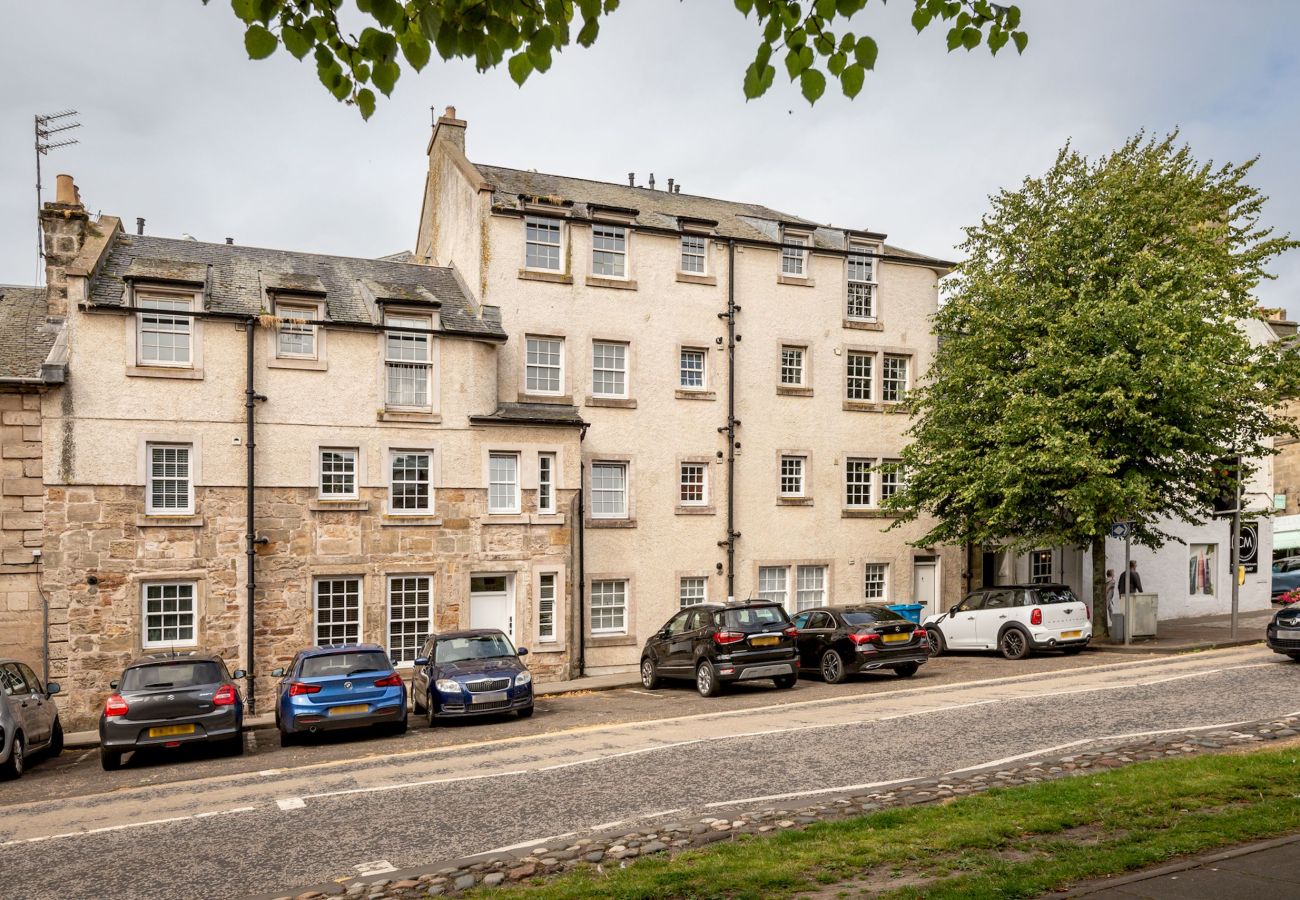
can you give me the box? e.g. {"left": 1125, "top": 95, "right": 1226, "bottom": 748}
{"left": 577, "top": 18, "right": 600, "bottom": 46}
{"left": 508, "top": 51, "right": 533, "bottom": 86}
{"left": 372, "top": 60, "right": 399, "bottom": 95}
{"left": 281, "top": 24, "right": 313, "bottom": 60}
{"left": 244, "top": 24, "right": 278, "bottom": 59}
{"left": 755, "top": 41, "right": 772, "bottom": 69}
{"left": 827, "top": 50, "right": 846, "bottom": 76}
{"left": 743, "top": 61, "right": 763, "bottom": 99}
{"left": 735, "top": 0, "right": 754, "bottom": 15}
{"left": 911, "top": 8, "right": 932, "bottom": 32}
{"left": 527, "top": 41, "right": 553, "bottom": 73}
{"left": 763, "top": 15, "right": 781, "bottom": 42}
{"left": 356, "top": 87, "right": 376, "bottom": 120}
{"left": 799, "top": 67, "right": 826, "bottom": 103}
{"left": 854, "top": 35, "right": 878, "bottom": 69}
{"left": 841, "top": 61, "right": 864, "bottom": 98}
{"left": 814, "top": 33, "right": 834, "bottom": 56}
{"left": 961, "top": 26, "right": 981, "bottom": 49}
{"left": 399, "top": 28, "right": 431, "bottom": 71}
{"left": 946, "top": 26, "right": 963, "bottom": 51}
{"left": 785, "top": 47, "right": 805, "bottom": 79}
{"left": 1012, "top": 30, "right": 1028, "bottom": 53}
{"left": 815, "top": 0, "right": 835, "bottom": 18}
{"left": 230, "top": 0, "right": 257, "bottom": 24}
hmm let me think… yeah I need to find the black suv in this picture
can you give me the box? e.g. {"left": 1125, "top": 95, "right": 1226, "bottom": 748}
{"left": 640, "top": 601, "right": 799, "bottom": 697}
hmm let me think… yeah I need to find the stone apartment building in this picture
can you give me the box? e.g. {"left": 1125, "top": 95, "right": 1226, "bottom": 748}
{"left": 2, "top": 113, "right": 961, "bottom": 724}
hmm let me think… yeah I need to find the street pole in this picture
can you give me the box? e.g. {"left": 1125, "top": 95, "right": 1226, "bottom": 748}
{"left": 1124, "top": 531, "right": 1132, "bottom": 647}
{"left": 1230, "top": 461, "right": 1242, "bottom": 640}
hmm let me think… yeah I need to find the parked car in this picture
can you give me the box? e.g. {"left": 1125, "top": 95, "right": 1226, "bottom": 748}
{"left": 790, "top": 606, "right": 930, "bottom": 682}
{"left": 924, "top": 584, "right": 1091, "bottom": 660}
{"left": 272, "top": 644, "right": 407, "bottom": 746}
{"left": 640, "top": 601, "right": 799, "bottom": 697}
{"left": 411, "top": 629, "right": 534, "bottom": 724}
{"left": 1266, "top": 605, "right": 1300, "bottom": 660}
{"left": 0, "top": 659, "right": 63, "bottom": 779}
{"left": 99, "top": 651, "right": 246, "bottom": 771}
{"left": 1272, "top": 561, "right": 1300, "bottom": 601}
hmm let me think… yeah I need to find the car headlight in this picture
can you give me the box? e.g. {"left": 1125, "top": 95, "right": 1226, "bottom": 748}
{"left": 435, "top": 679, "right": 462, "bottom": 694}
{"left": 514, "top": 671, "right": 532, "bottom": 687}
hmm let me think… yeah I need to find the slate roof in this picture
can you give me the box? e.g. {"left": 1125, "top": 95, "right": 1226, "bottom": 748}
{"left": 87, "top": 234, "right": 503, "bottom": 339}
{"left": 469, "top": 402, "right": 585, "bottom": 428}
{"left": 474, "top": 163, "right": 952, "bottom": 267}
{"left": 0, "top": 285, "right": 59, "bottom": 380}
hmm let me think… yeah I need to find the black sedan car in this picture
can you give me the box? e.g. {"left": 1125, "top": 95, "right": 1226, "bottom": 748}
{"left": 99, "top": 651, "right": 246, "bottom": 770}
{"left": 411, "top": 630, "right": 534, "bottom": 724}
{"left": 640, "top": 601, "right": 799, "bottom": 697}
{"left": 791, "top": 606, "right": 930, "bottom": 682}
{"left": 1266, "top": 605, "right": 1300, "bottom": 660}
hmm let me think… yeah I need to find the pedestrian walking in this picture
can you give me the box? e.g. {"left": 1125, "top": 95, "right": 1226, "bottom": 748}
{"left": 1117, "top": 560, "right": 1143, "bottom": 595}
{"left": 1105, "top": 568, "right": 1116, "bottom": 627}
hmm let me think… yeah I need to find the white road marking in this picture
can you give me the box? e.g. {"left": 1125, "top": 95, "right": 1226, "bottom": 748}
{"left": 1139, "top": 662, "right": 1273, "bottom": 686}
{"left": 704, "top": 778, "right": 918, "bottom": 808}
{"left": 258, "top": 769, "right": 284, "bottom": 777}
{"left": 281, "top": 768, "right": 529, "bottom": 808}
{"left": 476, "top": 832, "right": 580, "bottom": 855}
{"left": 276, "top": 797, "right": 307, "bottom": 810}
{"left": 625, "top": 689, "right": 660, "bottom": 697}
{"left": 877, "top": 698, "right": 1003, "bottom": 721}
{"left": 536, "top": 740, "right": 703, "bottom": 771}
{"left": 0, "top": 806, "right": 255, "bottom": 847}
{"left": 354, "top": 860, "right": 396, "bottom": 876}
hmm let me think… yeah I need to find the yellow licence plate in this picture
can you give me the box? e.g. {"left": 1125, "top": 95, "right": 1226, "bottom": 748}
{"left": 1061, "top": 630, "right": 1082, "bottom": 639}
{"left": 882, "top": 633, "right": 910, "bottom": 643}
{"left": 148, "top": 724, "right": 195, "bottom": 738}
{"left": 750, "top": 635, "right": 779, "bottom": 647}
{"left": 328, "top": 704, "right": 369, "bottom": 717}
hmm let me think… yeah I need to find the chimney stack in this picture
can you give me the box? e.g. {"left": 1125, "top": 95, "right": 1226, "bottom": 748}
{"left": 136, "top": 217, "right": 145, "bottom": 235}
{"left": 667, "top": 178, "right": 674, "bottom": 193}
{"left": 628, "top": 172, "right": 635, "bottom": 187}
{"left": 40, "top": 174, "right": 89, "bottom": 318}
{"left": 648, "top": 173, "right": 655, "bottom": 190}
{"left": 428, "top": 103, "right": 467, "bottom": 154}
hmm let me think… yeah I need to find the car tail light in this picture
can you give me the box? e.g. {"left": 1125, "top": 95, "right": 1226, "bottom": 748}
{"left": 849, "top": 631, "right": 880, "bottom": 645}
{"left": 213, "top": 685, "right": 237, "bottom": 706}
{"left": 782, "top": 625, "right": 798, "bottom": 638}
{"left": 712, "top": 630, "right": 746, "bottom": 645}
{"left": 914, "top": 628, "right": 928, "bottom": 640}
{"left": 104, "top": 694, "right": 129, "bottom": 717}
{"left": 288, "top": 682, "right": 321, "bottom": 696}
{"left": 1031, "top": 607, "right": 1043, "bottom": 626}
{"left": 373, "top": 673, "right": 403, "bottom": 687}
{"left": 1084, "top": 603, "right": 1091, "bottom": 620}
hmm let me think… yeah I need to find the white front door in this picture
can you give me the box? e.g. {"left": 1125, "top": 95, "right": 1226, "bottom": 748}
{"left": 912, "top": 561, "right": 937, "bottom": 616}
{"left": 470, "top": 575, "right": 514, "bottom": 640}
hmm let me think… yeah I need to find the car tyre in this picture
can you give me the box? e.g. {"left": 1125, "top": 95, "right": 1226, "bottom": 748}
{"left": 227, "top": 731, "right": 246, "bottom": 756}
{"left": 773, "top": 673, "right": 798, "bottom": 689}
{"left": 820, "top": 649, "right": 847, "bottom": 684}
{"left": 696, "top": 661, "right": 722, "bottom": 698}
{"left": 894, "top": 662, "right": 920, "bottom": 678}
{"left": 48, "top": 718, "right": 64, "bottom": 758}
{"left": 390, "top": 715, "right": 408, "bottom": 736}
{"left": 1289, "top": 653, "right": 1300, "bottom": 662}
{"left": 640, "top": 657, "right": 660, "bottom": 690}
{"left": 426, "top": 692, "right": 438, "bottom": 728}
{"left": 1, "top": 733, "right": 24, "bottom": 779}
{"left": 98, "top": 746, "right": 122, "bottom": 772}
{"left": 999, "top": 627, "right": 1031, "bottom": 660}
{"left": 517, "top": 705, "right": 535, "bottom": 719}
{"left": 928, "top": 628, "right": 946, "bottom": 657}
{"left": 278, "top": 728, "right": 298, "bottom": 748}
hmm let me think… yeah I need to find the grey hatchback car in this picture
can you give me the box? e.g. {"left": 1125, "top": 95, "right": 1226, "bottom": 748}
{"left": 1, "top": 659, "right": 63, "bottom": 779}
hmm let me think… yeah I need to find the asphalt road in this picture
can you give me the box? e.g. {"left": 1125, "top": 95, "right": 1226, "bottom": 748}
{"left": 2, "top": 645, "right": 1295, "bottom": 900}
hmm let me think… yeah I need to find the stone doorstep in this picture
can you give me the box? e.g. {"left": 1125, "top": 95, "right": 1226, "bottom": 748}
{"left": 254, "top": 714, "right": 1300, "bottom": 900}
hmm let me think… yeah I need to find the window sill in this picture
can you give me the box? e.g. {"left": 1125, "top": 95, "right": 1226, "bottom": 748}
{"left": 530, "top": 643, "right": 567, "bottom": 654}
{"left": 584, "top": 276, "right": 638, "bottom": 291}
{"left": 675, "top": 389, "right": 716, "bottom": 401}
{"left": 843, "top": 400, "right": 884, "bottom": 413}
{"left": 380, "top": 515, "right": 442, "bottom": 526}
{"left": 518, "top": 269, "right": 574, "bottom": 285}
{"left": 378, "top": 409, "right": 441, "bottom": 424}
{"left": 842, "top": 508, "right": 898, "bottom": 519}
{"left": 529, "top": 513, "right": 566, "bottom": 525}
{"left": 676, "top": 273, "right": 717, "bottom": 286}
{"left": 309, "top": 499, "right": 369, "bottom": 512}
{"left": 675, "top": 505, "right": 716, "bottom": 516}
{"left": 518, "top": 393, "right": 575, "bottom": 405}
{"left": 776, "top": 498, "right": 813, "bottom": 507}
{"left": 135, "top": 514, "right": 203, "bottom": 527}
{"left": 587, "top": 634, "right": 637, "bottom": 648}
{"left": 777, "top": 275, "right": 816, "bottom": 287}
{"left": 777, "top": 386, "right": 813, "bottom": 397}
{"left": 268, "top": 356, "right": 328, "bottom": 371}
{"left": 843, "top": 318, "right": 884, "bottom": 332}
{"left": 484, "top": 514, "right": 528, "bottom": 525}
{"left": 585, "top": 396, "right": 637, "bottom": 409}
{"left": 585, "top": 517, "right": 637, "bottom": 529}
{"left": 127, "top": 365, "right": 203, "bottom": 381}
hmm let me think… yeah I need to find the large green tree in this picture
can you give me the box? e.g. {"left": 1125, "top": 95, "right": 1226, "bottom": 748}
{"left": 216, "top": 0, "right": 1029, "bottom": 118}
{"left": 887, "top": 134, "right": 1299, "bottom": 636}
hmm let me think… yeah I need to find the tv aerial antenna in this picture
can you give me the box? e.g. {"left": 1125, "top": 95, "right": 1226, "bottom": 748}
{"left": 34, "top": 110, "right": 81, "bottom": 281}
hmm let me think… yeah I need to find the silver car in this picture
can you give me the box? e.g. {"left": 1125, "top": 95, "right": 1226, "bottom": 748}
{"left": 1, "top": 659, "right": 63, "bottom": 778}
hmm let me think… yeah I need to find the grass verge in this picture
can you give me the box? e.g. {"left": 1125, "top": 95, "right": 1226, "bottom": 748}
{"left": 480, "top": 744, "right": 1300, "bottom": 899}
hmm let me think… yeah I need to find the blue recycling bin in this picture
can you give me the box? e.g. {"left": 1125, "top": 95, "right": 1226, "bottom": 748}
{"left": 887, "top": 603, "right": 925, "bottom": 624}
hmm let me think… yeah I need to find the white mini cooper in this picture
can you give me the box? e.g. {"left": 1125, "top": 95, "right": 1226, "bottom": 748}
{"left": 923, "top": 583, "right": 1092, "bottom": 660}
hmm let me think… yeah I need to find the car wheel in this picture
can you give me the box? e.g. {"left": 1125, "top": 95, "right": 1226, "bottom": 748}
{"left": 391, "top": 715, "right": 408, "bottom": 736}
{"left": 696, "top": 661, "right": 721, "bottom": 698}
{"left": 48, "top": 718, "right": 64, "bottom": 758}
{"left": 820, "top": 649, "right": 847, "bottom": 684}
{"left": 426, "top": 692, "right": 438, "bottom": 728}
{"left": 227, "top": 731, "right": 246, "bottom": 756}
{"left": 894, "top": 662, "right": 920, "bottom": 678}
{"left": 999, "top": 627, "right": 1031, "bottom": 660}
{"left": 517, "top": 704, "right": 535, "bottom": 719}
{"left": 1, "top": 733, "right": 24, "bottom": 779}
{"left": 99, "top": 746, "right": 122, "bottom": 772}
{"left": 640, "top": 657, "right": 660, "bottom": 690}
{"left": 278, "top": 728, "right": 298, "bottom": 748}
{"left": 773, "top": 674, "right": 798, "bottom": 689}
{"left": 928, "top": 628, "right": 946, "bottom": 657}
{"left": 1289, "top": 653, "right": 1300, "bottom": 662}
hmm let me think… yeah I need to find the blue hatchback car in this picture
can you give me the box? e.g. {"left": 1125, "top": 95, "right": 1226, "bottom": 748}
{"left": 411, "top": 629, "right": 534, "bottom": 725}
{"left": 271, "top": 644, "right": 408, "bottom": 746}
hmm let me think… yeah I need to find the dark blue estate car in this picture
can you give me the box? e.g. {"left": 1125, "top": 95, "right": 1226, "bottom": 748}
{"left": 411, "top": 629, "right": 534, "bottom": 724}
{"left": 271, "top": 644, "right": 408, "bottom": 746}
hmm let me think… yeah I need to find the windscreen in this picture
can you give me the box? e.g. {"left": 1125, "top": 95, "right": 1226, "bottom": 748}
{"left": 723, "top": 606, "right": 789, "bottom": 632}
{"left": 435, "top": 634, "right": 517, "bottom": 664}
{"left": 122, "top": 661, "right": 222, "bottom": 691}
{"left": 300, "top": 651, "right": 392, "bottom": 678}
{"left": 1035, "top": 587, "right": 1080, "bottom": 605}
{"left": 842, "top": 607, "right": 906, "bottom": 625}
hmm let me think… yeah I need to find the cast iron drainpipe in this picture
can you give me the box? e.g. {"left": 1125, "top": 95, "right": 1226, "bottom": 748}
{"left": 244, "top": 319, "right": 267, "bottom": 714}
{"left": 718, "top": 240, "right": 739, "bottom": 599}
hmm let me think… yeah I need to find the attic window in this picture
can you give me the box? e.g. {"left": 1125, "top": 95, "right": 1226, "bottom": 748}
{"left": 525, "top": 216, "right": 563, "bottom": 271}
{"left": 781, "top": 231, "right": 810, "bottom": 278}
{"left": 275, "top": 300, "right": 322, "bottom": 359}
{"left": 136, "top": 292, "right": 195, "bottom": 367}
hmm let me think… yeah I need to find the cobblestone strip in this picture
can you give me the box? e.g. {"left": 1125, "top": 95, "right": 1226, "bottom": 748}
{"left": 271, "top": 715, "right": 1300, "bottom": 900}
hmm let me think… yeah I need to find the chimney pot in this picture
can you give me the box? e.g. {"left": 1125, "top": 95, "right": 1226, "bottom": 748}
{"left": 55, "top": 174, "right": 76, "bottom": 205}
{"left": 136, "top": 217, "right": 145, "bottom": 235}
{"left": 628, "top": 172, "right": 635, "bottom": 187}
{"left": 667, "top": 178, "right": 674, "bottom": 192}
{"left": 226, "top": 237, "right": 234, "bottom": 245}
{"left": 445, "top": 105, "right": 457, "bottom": 119}
{"left": 649, "top": 173, "right": 656, "bottom": 190}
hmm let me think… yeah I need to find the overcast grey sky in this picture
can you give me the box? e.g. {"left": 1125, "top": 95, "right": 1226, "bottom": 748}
{"left": 2, "top": 1, "right": 1298, "bottom": 313}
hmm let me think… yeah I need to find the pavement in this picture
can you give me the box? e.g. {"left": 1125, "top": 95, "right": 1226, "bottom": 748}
{"left": 1092, "top": 607, "right": 1276, "bottom": 654}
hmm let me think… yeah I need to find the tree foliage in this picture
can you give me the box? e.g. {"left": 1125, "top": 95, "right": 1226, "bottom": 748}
{"left": 886, "top": 134, "right": 1299, "bottom": 620}
{"left": 215, "top": 0, "right": 1028, "bottom": 119}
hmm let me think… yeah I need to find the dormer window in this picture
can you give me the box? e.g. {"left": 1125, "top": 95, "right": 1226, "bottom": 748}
{"left": 592, "top": 225, "right": 628, "bottom": 278}
{"left": 781, "top": 232, "right": 809, "bottom": 277}
{"left": 846, "top": 243, "right": 877, "bottom": 320}
{"left": 525, "top": 216, "right": 563, "bottom": 271}
{"left": 137, "top": 293, "right": 194, "bottom": 367}
{"left": 275, "top": 300, "right": 322, "bottom": 359}
{"left": 384, "top": 312, "right": 434, "bottom": 411}
{"left": 680, "top": 235, "right": 707, "bottom": 274}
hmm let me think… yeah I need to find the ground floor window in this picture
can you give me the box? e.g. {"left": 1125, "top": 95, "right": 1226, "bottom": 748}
{"left": 863, "top": 563, "right": 888, "bottom": 600}
{"left": 679, "top": 576, "right": 707, "bottom": 608}
{"left": 1030, "top": 549, "right": 1053, "bottom": 583}
{"left": 758, "top": 566, "right": 789, "bottom": 608}
{"left": 315, "top": 577, "right": 361, "bottom": 645}
{"left": 590, "top": 579, "right": 627, "bottom": 634}
{"left": 538, "top": 572, "right": 558, "bottom": 642}
{"left": 142, "top": 581, "right": 197, "bottom": 648}
{"left": 387, "top": 575, "right": 431, "bottom": 664}
{"left": 796, "top": 565, "right": 827, "bottom": 611}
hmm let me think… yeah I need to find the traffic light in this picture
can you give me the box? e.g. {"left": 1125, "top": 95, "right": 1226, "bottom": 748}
{"left": 1210, "top": 456, "right": 1241, "bottom": 516}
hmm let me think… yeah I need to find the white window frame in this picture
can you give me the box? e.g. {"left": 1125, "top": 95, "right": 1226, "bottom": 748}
{"left": 488, "top": 452, "right": 521, "bottom": 515}
{"left": 845, "top": 457, "right": 873, "bottom": 508}
{"left": 796, "top": 564, "right": 827, "bottom": 612}
{"left": 591, "top": 224, "right": 628, "bottom": 278}
{"left": 864, "top": 563, "right": 889, "bottom": 600}
{"left": 141, "top": 581, "right": 198, "bottom": 649}
{"left": 319, "top": 447, "right": 359, "bottom": 500}
{"left": 879, "top": 459, "right": 905, "bottom": 502}
{"left": 779, "top": 455, "right": 806, "bottom": 498}
{"left": 314, "top": 577, "right": 362, "bottom": 646}
{"left": 275, "top": 300, "right": 320, "bottom": 359}
{"left": 589, "top": 579, "right": 627, "bottom": 635}
{"left": 1029, "top": 549, "right": 1053, "bottom": 584}
{"left": 781, "top": 231, "right": 809, "bottom": 277}
{"left": 757, "top": 566, "right": 789, "bottom": 609}
{"left": 136, "top": 293, "right": 194, "bottom": 368}
{"left": 846, "top": 350, "right": 874, "bottom": 401}
{"left": 591, "top": 341, "right": 629, "bottom": 399}
{"left": 146, "top": 442, "right": 195, "bottom": 515}
{"left": 537, "top": 452, "right": 557, "bottom": 515}
{"left": 679, "top": 347, "right": 707, "bottom": 390}
{"left": 679, "top": 234, "right": 708, "bottom": 274}
{"left": 780, "top": 345, "right": 806, "bottom": 386}
{"left": 679, "top": 576, "right": 707, "bottom": 608}
{"left": 525, "top": 335, "right": 565, "bottom": 396}
{"left": 525, "top": 215, "right": 564, "bottom": 272}
{"left": 388, "top": 449, "right": 432, "bottom": 515}
{"left": 537, "top": 571, "right": 559, "bottom": 643}
{"left": 384, "top": 312, "right": 433, "bottom": 411}
{"left": 882, "top": 354, "right": 910, "bottom": 403}
{"left": 590, "top": 461, "right": 629, "bottom": 519}
{"left": 386, "top": 574, "right": 432, "bottom": 666}
{"left": 846, "top": 244, "right": 877, "bottom": 320}
{"left": 679, "top": 462, "right": 708, "bottom": 506}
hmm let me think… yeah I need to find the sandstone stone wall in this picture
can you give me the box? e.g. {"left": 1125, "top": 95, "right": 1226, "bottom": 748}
{"left": 43, "top": 483, "right": 577, "bottom": 728}
{"left": 0, "top": 391, "right": 46, "bottom": 672}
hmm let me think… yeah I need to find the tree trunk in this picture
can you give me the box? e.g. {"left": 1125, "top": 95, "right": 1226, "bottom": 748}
{"left": 1091, "top": 533, "right": 1109, "bottom": 640}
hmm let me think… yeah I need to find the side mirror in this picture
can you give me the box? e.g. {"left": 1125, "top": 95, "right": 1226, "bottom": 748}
{"left": 232, "top": 669, "right": 247, "bottom": 680}
{"left": 46, "top": 682, "right": 61, "bottom": 696}
{"left": 270, "top": 667, "right": 285, "bottom": 678}
{"left": 413, "top": 657, "right": 429, "bottom": 667}
{"left": 109, "top": 680, "right": 119, "bottom": 690}
{"left": 517, "top": 647, "right": 529, "bottom": 656}
{"left": 949, "top": 605, "right": 961, "bottom": 616}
